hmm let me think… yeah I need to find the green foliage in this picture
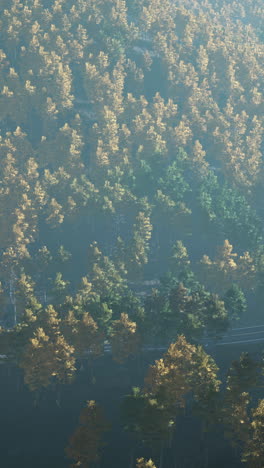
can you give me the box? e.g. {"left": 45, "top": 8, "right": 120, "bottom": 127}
{"left": 57, "top": 245, "right": 72, "bottom": 263}
{"left": 122, "top": 387, "right": 174, "bottom": 447}
{"left": 158, "top": 161, "right": 190, "bottom": 203}
{"left": 198, "top": 175, "right": 263, "bottom": 250}
{"left": 223, "top": 284, "right": 247, "bottom": 320}
{"left": 169, "top": 240, "right": 191, "bottom": 276}
{"left": 222, "top": 352, "right": 264, "bottom": 455}
{"left": 144, "top": 275, "right": 229, "bottom": 343}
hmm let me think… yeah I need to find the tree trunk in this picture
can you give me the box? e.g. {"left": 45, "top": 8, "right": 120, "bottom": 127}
{"left": 9, "top": 277, "right": 17, "bottom": 326}
{"left": 33, "top": 390, "right": 41, "bottom": 407}
{"left": 56, "top": 389, "right": 61, "bottom": 408}
{"left": 159, "top": 443, "right": 164, "bottom": 468}
{"left": 199, "top": 422, "right": 209, "bottom": 468}
{"left": 204, "top": 445, "right": 209, "bottom": 468}
{"left": 16, "top": 374, "right": 21, "bottom": 393}
{"left": 43, "top": 288, "right": 47, "bottom": 305}
{"left": 129, "top": 448, "right": 134, "bottom": 468}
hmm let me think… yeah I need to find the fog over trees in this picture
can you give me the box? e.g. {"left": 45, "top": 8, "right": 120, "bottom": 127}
{"left": 0, "top": 0, "right": 263, "bottom": 467}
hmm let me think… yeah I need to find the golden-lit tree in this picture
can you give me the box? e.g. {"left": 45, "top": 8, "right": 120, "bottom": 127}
{"left": 199, "top": 240, "right": 256, "bottom": 293}
{"left": 145, "top": 335, "right": 220, "bottom": 411}
{"left": 110, "top": 313, "right": 141, "bottom": 363}
{"left": 65, "top": 400, "right": 110, "bottom": 468}
{"left": 20, "top": 305, "right": 76, "bottom": 391}
{"left": 136, "top": 458, "right": 157, "bottom": 468}
{"left": 242, "top": 399, "right": 264, "bottom": 468}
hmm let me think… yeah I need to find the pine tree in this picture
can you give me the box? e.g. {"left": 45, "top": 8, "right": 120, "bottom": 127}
{"left": 65, "top": 400, "right": 110, "bottom": 468}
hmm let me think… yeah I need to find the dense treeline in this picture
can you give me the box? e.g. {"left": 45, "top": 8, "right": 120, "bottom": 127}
{"left": 0, "top": 0, "right": 263, "bottom": 466}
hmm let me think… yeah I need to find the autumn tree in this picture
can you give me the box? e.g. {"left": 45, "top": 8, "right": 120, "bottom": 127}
{"left": 145, "top": 336, "right": 220, "bottom": 414}
{"left": 19, "top": 305, "right": 76, "bottom": 391}
{"left": 199, "top": 240, "right": 256, "bottom": 294}
{"left": 65, "top": 400, "right": 110, "bottom": 468}
{"left": 222, "top": 352, "right": 263, "bottom": 450}
{"left": 62, "top": 310, "right": 104, "bottom": 358}
{"left": 136, "top": 458, "right": 157, "bottom": 468}
{"left": 242, "top": 400, "right": 264, "bottom": 468}
{"left": 109, "top": 313, "right": 141, "bottom": 363}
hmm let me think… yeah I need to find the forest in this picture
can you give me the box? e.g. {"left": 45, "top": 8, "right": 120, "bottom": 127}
{"left": 0, "top": 0, "right": 263, "bottom": 466}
